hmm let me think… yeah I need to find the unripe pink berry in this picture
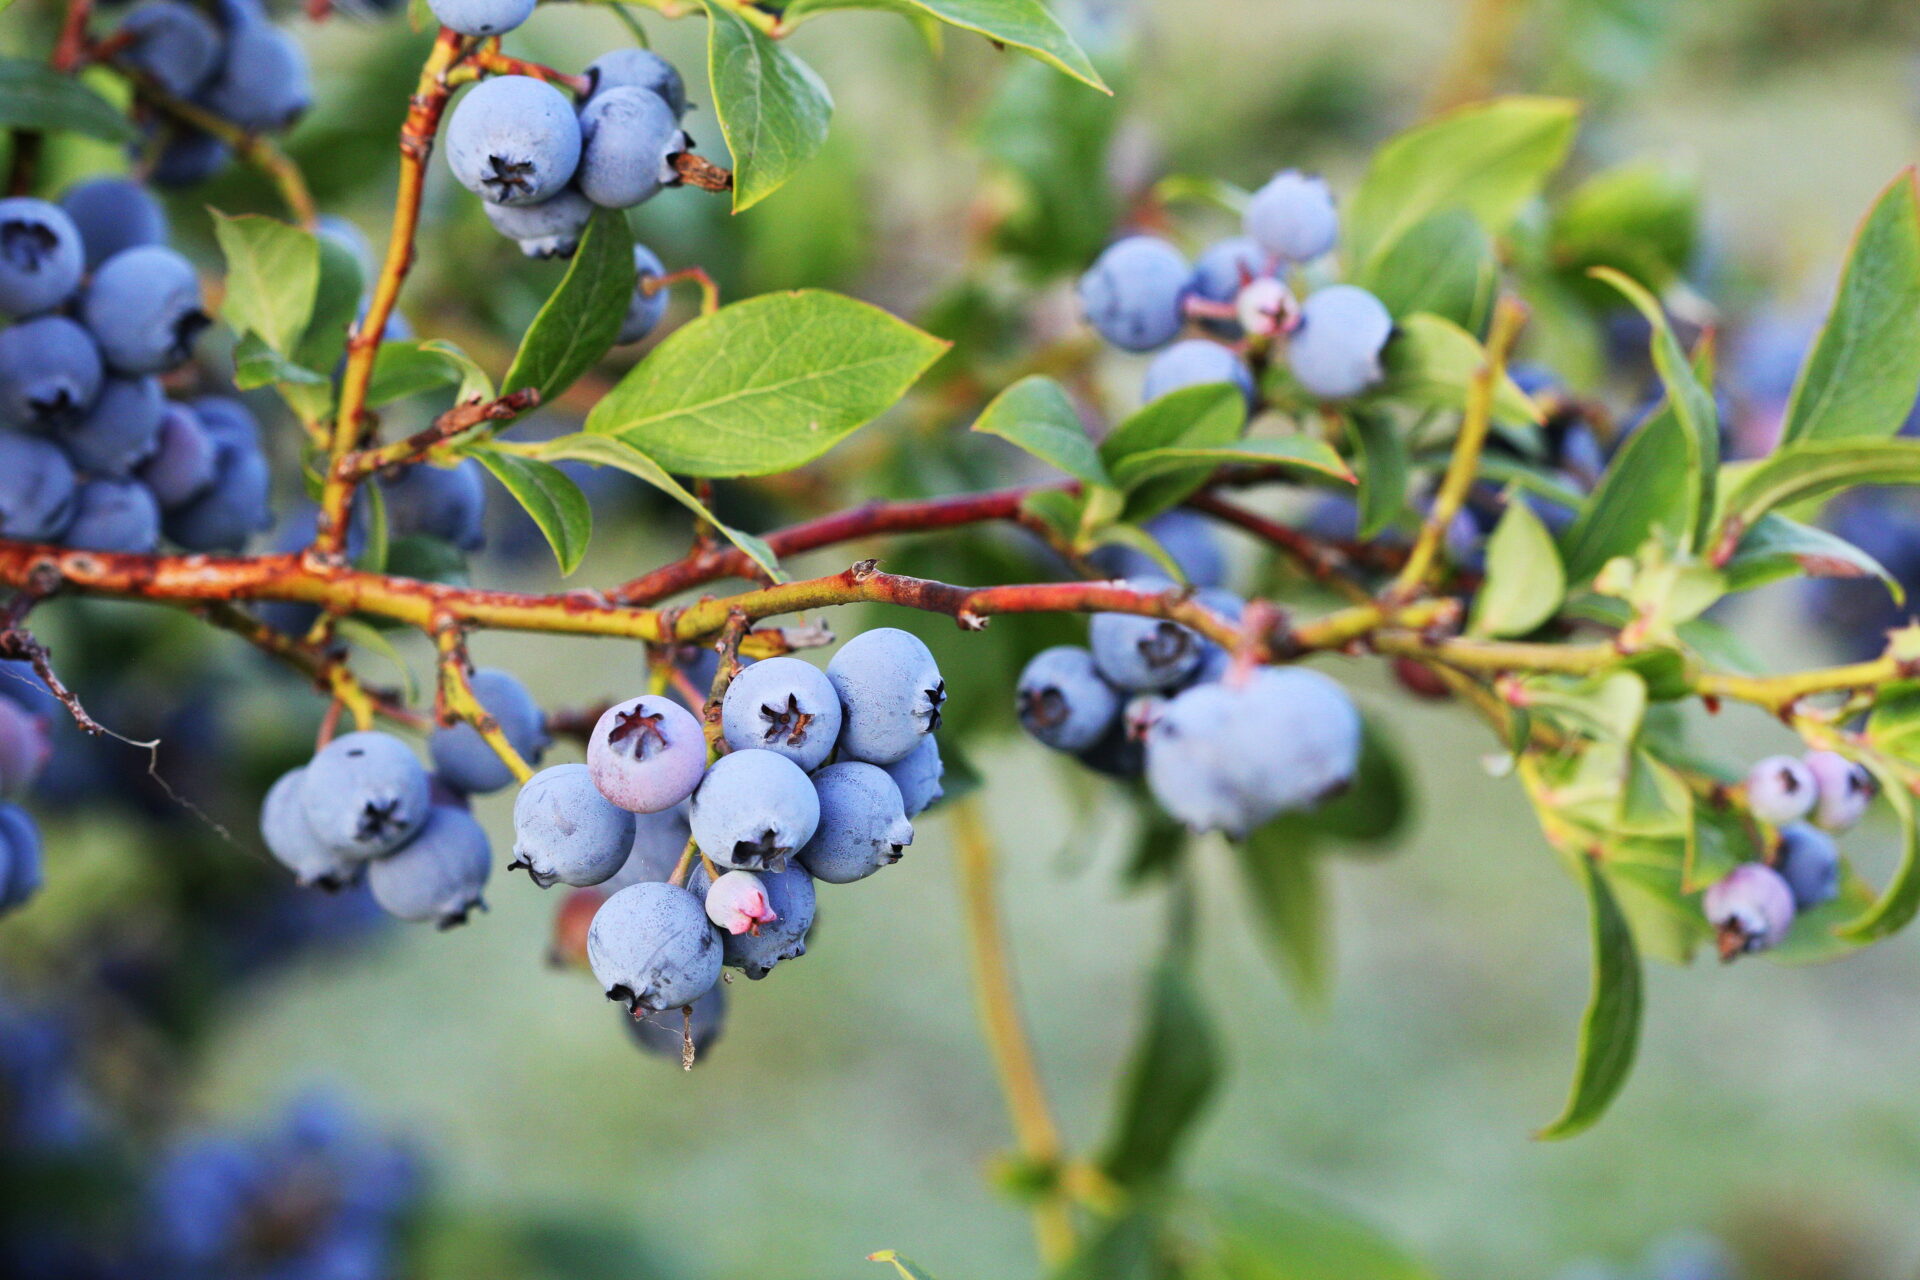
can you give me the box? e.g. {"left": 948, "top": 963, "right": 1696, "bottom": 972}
{"left": 704, "top": 869, "right": 778, "bottom": 936}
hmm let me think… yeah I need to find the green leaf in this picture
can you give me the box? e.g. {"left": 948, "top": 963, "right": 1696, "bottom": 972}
{"left": 1109, "top": 436, "right": 1353, "bottom": 490}
{"left": 1520, "top": 671, "right": 1647, "bottom": 744}
{"left": 971, "top": 375, "right": 1109, "bottom": 485}
{"left": 1234, "top": 821, "right": 1330, "bottom": 1006}
{"left": 1721, "top": 512, "right": 1901, "bottom": 601}
{"left": 1370, "top": 312, "right": 1541, "bottom": 429}
{"left": 783, "top": 0, "right": 1108, "bottom": 92}
{"left": 1208, "top": 1191, "right": 1437, "bottom": 1280}
{"left": 503, "top": 209, "right": 636, "bottom": 407}
{"left": 1346, "top": 96, "right": 1580, "bottom": 273}
{"left": 1560, "top": 401, "right": 1693, "bottom": 583}
{"left": 867, "top": 1250, "right": 939, "bottom": 1280}
{"left": 1020, "top": 488, "right": 1082, "bottom": 541}
{"left": 1345, "top": 409, "right": 1408, "bottom": 539}
{"left": 1536, "top": 856, "right": 1643, "bottom": 1139}
{"left": 292, "top": 231, "right": 365, "bottom": 378}
{"left": 1470, "top": 495, "right": 1566, "bottom": 637}
{"left": 1715, "top": 437, "right": 1920, "bottom": 538}
{"left": 528, "top": 433, "right": 782, "bottom": 580}
{"left": 471, "top": 450, "right": 592, "bottom": 575}
{"left": 1836, "top": 754, "right": 1920, "bottom": 942}
{"left": 1358, "top": 208, "right": 1495, "bottom": 331}
{"left": 1100, "top": 955, "right": 1220, "bottom": 1187}
{"left": 1549, "top": 163, "right": 1699, "bottom": 294}
{"left": 1867, "top": 689, "right": 1920, "bottom": 765}
{"left": 703, "top": 0, "right": 834, "bottom": 211}
{"left": 0, "top": 57, "right": 136, "bottom": 142}
{"left": 232, "top": 334, "right": 328, "bottom": 391}
{"left": 1307, "top": 723, "right": 1412, "bottom": 846}
{"left": 1051, "top": 1209, "right": 1173, "bottom": 1280}
{"left": 1781, "top": 170, "right": 1920, "bottom": 444}
{"left": 586, "top": 290, "right": 948, "bottom": 476}
{"left": 367, "top": 341, "right": 463, "bottom": 408}
{"left": 1099, "top": 383, "right": 1246, "bottom": 471}
{"left": 211, "top": 211, "right": 319, "bottom": 355}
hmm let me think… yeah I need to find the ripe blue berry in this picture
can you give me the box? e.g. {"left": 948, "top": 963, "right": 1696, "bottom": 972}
{"left": 881, "top": 735, "right": 944, "bottom": 817}
{"left": 429, "top": 667, "right": 550, "bottom": 794}
{"left": 0, "top": 316, "right": 102, "bottom": 429}
{"left": 1287, "top": 284, "right": 1393, "bottom": 399}
{"left": 1704, "top": 862, "right": 1795, "bottom": 959}
{"left": 60, "top": 178, "right": 170, "bottom": 270}
{"left": 61, "top": 375, "right": 163, "bottom": 476}
{"left": 1141, "top": 338, "right": 1254, "bottom": 405}
{"left": 796, "top": 761, "right": 914, "bottom": 884}
{"left": 1078, "top": 235, "right": 1191, "bottom": 351}
{"left": 690, "top": 748, "right": 820, "bottom": 872}
{"left": 586, "top": 48, "right": 688, "bottom": 118}
{"left": 1190, "top": 236, "right": 1269, "bottom": 313}
{"left": 688, "top": 861, "right": 815, "bottom": 979}
{"left": 605, "top": 803, "right": 692, "bottom": 890}
{"left": 162, "top": 430, "right": 269, "bottom": 552}
{"left": 1145, "top": 666, "right": 1362, "bottom": 837}
{"left": 826, "top": 627, "right": 945, "bottom": 765}
{"left": 189, "top": 394, "right": 261, "bottom": 449}
{"left": 197, "top": 21, "right": 311, "bottom": 133}
{"left": 148, "top": 127, "right": 230, "bottom": 188}
{"left": 1016, "top": 646, "right": 1122, "bottom": 752}
{"left": 1804, "top": 750, "right": 1874, "bottom": 832}
{"left": 1089, "top": 510, "right": 1229, "bottom": 589}
{"left": 587, "top": 694, "right": 706, "bottom": 813}
{"left": 1774, "top": 823, "right": 1840, "bottom": 911}
{"left": 1245, "top": 170, "right": 1338, "bottom": 262}
{"left": 426, "top": 0, "right": 534, "bottom": 37}
{"left": 445, "top": 76, "right": 583, "bottom": 207}
{"left": 0, "top": 433, "right": 77, "bottom": 541}
{"left": 367, "top": 804, "right": 493, "bottom": 928}
{"left": 81, "top": 246, "right": 209, "bottom": 375}
{"left": 299, "top": 731, "right": 432, "bottom": 860}
{"left": 576, "top": 86, "right": 689, "bottom": 209}
{"left": 138, "top": 403, "right": 219, "bottom": 510}
{"left": 1089, "top": 583, "right": 1203, "bottom": 692}
{"left": 118, "top": 2, "right": 224, "bottom": 98}
{"left": 260, "top": 766, "right": 359, "bottom": 890}
{"left": 0, "top": 803, "right": 43, "bottom": 914}
{"left": 0, "top": 697, "right": 50, "bottom": 797}
{"left": 588, "top": 881, "right": 722, "bottom": 1012}
{"left": 618, "top": 244, "right": 668, "bottom": 344}
{"left": 64, "top": 478, "right": 161, "bottom": 553}
{"left": 701, "top": 868, "right": 777, "bottom": 934}
{"left": 483, "top": 188, "right": 595, "bottom": 259}
{"left": 720, "top": 655, "right": 844, "bottom": 772}
{"left": 0, "top": 199, "right": 83, "bottom": 317}
{"left": 1744, "top": 754, "right": 1817, "bottom": 825}
{"left": 628, "top": 983, "right": 726, "bottom": 1062}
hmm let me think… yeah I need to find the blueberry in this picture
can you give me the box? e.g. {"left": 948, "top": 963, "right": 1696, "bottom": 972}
{"left": 1774, "top": 822, "right": 1840, "bottom": 911}
{"left": 701, "top": 867, "right": 777, "bottom": 934}
{"left": 61, "top": 375, "right": 164, "bottom": 476}
{"left": 689, "top": 747, "right": 820, "bottom": 872}
{"left": 426, "top": 0, "right": 534, "bottom": 37}
{"left": 429, "top": 667, "right": 549, "bottom": 794}
{"left": 0, "top": 199, "right": 84, "bottom": 317}
{"left": 719, "top": 655, "right": 844, "bottom": 772}
{"left": 0, "top": 316, "right": 103, "bottom": 429}
{"left": 604, "top": 802, "right": 692, "bottom": 890}
{"left": 81, "top": 246, "right": 209, "bottom": 375}
{"left": 60, "top": 178, "right": 170, "bottom": 270}
{"left": 882, "top": 734, "right": 944, "bottom": 817}
{"left": 618, "top": 243, "right": 669, "bottom": 344}
{"left": 1186, "top": 588, "right": 1247, "bottom": 685}
{"left": 162, "top": 430, "right": 269, "bottom": 552}
{"left": 0, "top": 803, "right": 43, "bottom": 914}
{"left": 367, "top": 803, "right": 492, "bottom": 927}
{"left": 147, "top": 127, "right": 230, "bottom": 187}
{"left": 0, "top": 432, "right": 77, "bottom": 540}
{"left": 1744, "top": 754, "right": 1817, "bottom": 825}
{"left": 510, "top": 766, "right": 637, "bottom": 890}
{"left": 1016, "top": 645, "right": 1121, "bottom": 752}
{"left": 1078, "top": 235, "right": 1191, "bottom": 352}
{"left": 1088, "top": 510, "right": 1229, "bottom": 588}
{"left": 260, "top": 766, "right": 360, "bottom": 890}
{"left": 483, "top": 188, "right": 595, "bottom": 259}
{"left": 445, "top": 76, "right": 583, "bottom": 207}
{"left": 138, "top": 403, "right": 219, "bottom": 510}
{"left": 299, "top": 730, "right": 432, "bottom": 860}
{"left": 796, "top": 761, "right": 914, "bottom": 884}
{"left": 1245, "top": 170, "right": 1338, "bottom": 262}
{"left": 1703, "top": 862, "right": 1796, "bottom": 959}
{"left": 1804, "top": 750, "right": 1874, "bottom": 832}
{"left": 627, "top": 983, "right": 726, "bottom": 1062}
{"left": 1089, "top": 581, "right": 1203, "bottom": 692}
{"left": 687, "top": 860, "right": 814, "bottom": 979}
{"left": 197, "top": 21, "right": 311, "bottom": 133}
{"left": 64, "top": 478, "right": 161, "bottom": 552}
{"left": 576, "top": 86, "right": 689, "bottom": 210}
{"left": 826, "top": 627, "right": 945, "bottom": 765}
{"left": 1141, "top": 338, "right": 1254, "bottom": 405}
{"left": 1190, "top": 236, "right": 1269, "bottom": 311}
{"left": 588, "top": 880, "right": 722, "bottom": 1012}
{"left": 381, "top": 458, "right": 486, "bottom": 550}
{"left": 189, "top": 394, "right": 261, "bottom": 450}
{"left": 585, "top": 47, "right": 689, "bottom": 118}
{"left": 117, "top": 1, "right": 224, "bottom": 98}
{"left": 0, "top": 697, "right": 50, "bottom": 797}
{"left": 1287, "top": 284, "right": 1393, "bottom": 399}
{"left": 1144, "top": 666, "right": 1362, "bottom": 837}
{"left": 587, "top": 694, "right": 706, "bottom": 814}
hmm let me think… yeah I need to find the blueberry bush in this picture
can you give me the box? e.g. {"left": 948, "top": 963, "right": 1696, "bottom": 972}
{"left": 3, "top": 0, "right": 1920, "bottom": 1275}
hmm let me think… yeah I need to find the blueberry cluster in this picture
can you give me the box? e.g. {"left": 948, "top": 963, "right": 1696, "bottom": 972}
{"left": 0, "top": 180, "right": 278, "bottom": 555}
{"left": 1077, "top": 169, "right": 1394, "bottom": 407}
{"left": 0, "top": 666, "right": 47, "bottom": 921}
{"left": 259, "top": 666, "right": 551, "bottom": 926}
{"left": 114, "top": 0, "right": 311, "bottom": 187}
{"left": 1703, "top": 751, "right": 1874, "bottom": 958}
{"left": 512, "top": 629, "right": 945, "bottom": 1036}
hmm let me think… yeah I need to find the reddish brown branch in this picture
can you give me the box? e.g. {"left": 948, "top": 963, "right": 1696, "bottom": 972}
{"left": 338, "top": 389, "right": 540, "bottom": 481}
